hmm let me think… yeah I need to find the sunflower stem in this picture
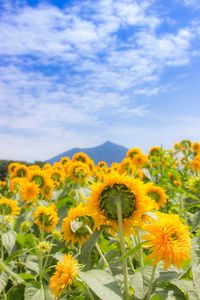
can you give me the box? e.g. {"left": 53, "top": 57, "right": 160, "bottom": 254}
{"left": 85, "top": 225, "right": 112, "bottom": 275}
{"left": 136, "top": 228, "right": 144, "bottom": 267}
{"left": 146, "top": 265, "right": 157, "bottom": 300}
{"left": 116, "top": 200, "right": 130, "bottom": 300}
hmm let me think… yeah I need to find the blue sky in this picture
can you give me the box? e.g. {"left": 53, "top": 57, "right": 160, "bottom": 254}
{"left": 0, "top": 0, "right": 200, "bottom": 161}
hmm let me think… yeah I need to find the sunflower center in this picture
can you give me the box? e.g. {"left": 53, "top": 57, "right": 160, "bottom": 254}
{"left": 52, "top": 173, "right": 61, "bottom": 182}
{"left": 0, "top": 204, "right": 12, "bottom": 215}
{"left": 39, "top": 213, "right": 52, "bottom": 226}
{"left": 170, "top": 232, "right": 178, "bottom": 241}
{"left": 77, "top": 157, "right": 85, "bottom": 163}
{"left": 99, "top": 184, "right": 135, "bottom": 220}
{"left": 148, "top": 191, "right": 160, "bottom": 203}
{"left": 32, "top": 175, "right": 45, "bottom": 188}
{"left": 17, "top": 168, "right": 26, "bottom": 177}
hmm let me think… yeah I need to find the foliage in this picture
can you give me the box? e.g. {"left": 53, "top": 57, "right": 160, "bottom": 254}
{"left": 0, "top": 140, "right": 200, "bottom": 299}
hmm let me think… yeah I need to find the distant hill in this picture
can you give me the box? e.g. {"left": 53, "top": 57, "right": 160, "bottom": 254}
{"left": 47, "top": 141, "right": 128, "bottom": 165}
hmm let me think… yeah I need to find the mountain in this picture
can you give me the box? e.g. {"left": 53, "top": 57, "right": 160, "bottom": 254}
{"left": 47, "top": 141, "right": 128, "bottom": 165}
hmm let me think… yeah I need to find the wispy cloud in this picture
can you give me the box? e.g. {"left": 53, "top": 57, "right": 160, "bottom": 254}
{"left": 0, "top": 0, "right": 200, "bottom": 160}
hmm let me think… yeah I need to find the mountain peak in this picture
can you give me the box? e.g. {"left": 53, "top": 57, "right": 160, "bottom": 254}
{"left": 47, "top": 141, "right": 128, "bottom": 165}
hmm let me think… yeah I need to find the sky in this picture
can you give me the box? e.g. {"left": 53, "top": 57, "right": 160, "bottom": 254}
{"left": 0, "top": 0, "right": 200, "bottom": 162}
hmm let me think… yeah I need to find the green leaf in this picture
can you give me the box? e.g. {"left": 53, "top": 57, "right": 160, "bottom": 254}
{"left": 25, "top": 255, "right": 39, "bottom": 274}
{"left": 171, "top": 279, "right": 198, "bottom": 299}
{"left": 24, "top": 285, "right": 53, "bottom": 300}
{"left": 188, "top": 211, "right": 200, "bottom": 230}
{"left": 7, "top": 284, "right": 25, "bottom": 300}
{"left": 116, "top": 241, "right": 146, "bottom": 262}
{"left": 1, "top": 230, "right": 16, "bottom": 255}
{"left": 140, "top": 266, "right": 159, "bottom": 297}
{"left": 80, "top": 229, "right": 102, "bottom": 270}
{"left": 191, "top": 237, "right": 200, "bottom": 298}
{"left": 129, "top": 271, "right": 144, "bottom": 299}
{"left": 53, "top": 252, "right": 65, "bottom": 261}
{"left": 70, "top": 220, "right": 83, "bottom": 233}
{"left": 79, "top": 270, "right": 123, "bottom": 300}
{"left": 0, "top": 271, "right": 8, "bottom": 293}
{"left": 142, "top": 168, "right": 152, "bottom": 180}
{"left": 19, "top": 273, "right": 35, "bottom": 280}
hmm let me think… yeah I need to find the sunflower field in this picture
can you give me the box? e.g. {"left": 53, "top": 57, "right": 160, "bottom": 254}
{"left": 0, "top": 140, "right": 200, "bottom": 300}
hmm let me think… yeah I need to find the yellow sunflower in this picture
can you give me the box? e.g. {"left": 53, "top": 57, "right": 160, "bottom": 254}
{"left": 12, "top": 164, "right": 29, "bottom": 178}
{"left": 0, "top": 197, "right": 20, "bottom": 216}
{"left": 60, "top": 156, "right": 70, "bottom": 165}
{"left": 68, "top": 161, "right": 91, "bottom": 182}
{"left": 33, "top": 204, "right": 58, "bottom": 232}
{"left": 191, "top": 157, "right": 200, "bottom": 171}
{"left": 126, "top": 147, "right": 141, "bottom": 159}
{"left": 63, "top": 161, "right": 72, "bottom": 175}
{"left": 192, "top": 142, "right": 200, "bottom": 153}
{"left": 42, "top": 163, "right": 52, "bottom": 171}
{"left": 49, "top": 168, "right": 65, "bottom": 189}
{"left": 188, "top": 175, "right": 200, "bottom": 193}
{"left": 0, "top": 180, "right": 6, "bottom": 188}
{"left": 86, "top": 172, "right": 155, "bottom": 235}
{"left": 145, "top": 183, "right": 167, "bottom": 209}
{"left": 143, "top": 212, "right": 191, "bottom": 269}
{"left": 72, "top": 152, "right": 90, "bottom": 164}
{"left": 97, "top": 161, "right": 108, "bottom": 169}
{"left": 62, "top": 203, "right": 94, "bottom": 245}
{"left": 28, "top": 170, "right": 49, "bottom": 189}
{"left": 133, "top": 153, "right": 149, "bottom": 168}
{"left": 8, "top": 162, "right": 19, "bottom": 174}
{"left": 148, "top": 146, "right": 161, "bottom": 157}
{"left": 20, "top": 180, "right": 40, "bottom": 203}
{"left": 49, "top": 254, "right": 79, "bottom": 298}
{"left": 42, "top": 179, "right": 54, "bottom": 200}
{"left": 9, "top": 177, "right": 24, "bottom": 193}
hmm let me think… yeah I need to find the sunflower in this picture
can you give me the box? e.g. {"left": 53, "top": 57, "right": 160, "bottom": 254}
{"left": 28, "top": 170, "right": 49, "bottom": 189}
{"left": 143, "top": 212, "right": 191, "bottom": 269}
{"left": 62, "top": 203, "right": 94, "bottom": 245}
{"left": 68, "top": 161, "right": 91, "bottom": 182}
{"left": 72, "top": 152, "right": 90, "bottom": 164}
{"left": 111, "top": 162, "right": 120, "bottom": 171}
{"left": 174, "top": 142, "right": 183, "bottom": 151}
{"left": 0, "top": 197, "right": 20, "bottom": 216}
{"left": 42, "top": 163, "right": 52, "bottom": 171}
{"left": 20, "top": 180, "right": 40, "bottom": 203}
{"left": 126, "top": 147, "right": 141, "bottom": 159}
{"left": 52, "top": 162, "right": 64, "bottom": 171}
{"left": 188, "top": 175, "right": 200, "bottom": 193}
{"left": 42, "top": 179, "right": 54, "bottom": 200}
{"left": 97, "top": 161, "right": 108, "bottom": 169}
{"left": 133, "top": 153, "right": 149, "bottom": 168}
{"left": 60, "top": 156, "right": 70, "bottom": 165}
{"left": 63, "top": 161, "right": 72, "bottom": 175}
{"left": 118, "top": 158, "right": 135, "bottom": 175}
{"left": 192, "top": 142, "right": 200, "bottom": 154}
{"left": 28, "top": 165, "right": 41, "bottom": 171}
{"left": 0, "top": 180, "right": 6, "bottom": 188}
{"left": 191, "top": 157, "right": 200, "bottom": 171}
{"left": 86, "top": 172, "right": 155, "bottom": 235}
{"left": 145, "top": 183, "right": 167, "bottom": 209}
{"left": 33, "top": 204, "right": 58, "bottom": 232}
{"left": 49, "top": 254, "right": 79, "bottom": 298}
{"left": 8, "top": 162, "right": 19, "bottom": 174}
{"left": 12, "top": 164, "right": 29, "bottom": 178}
{"left": 9, "top": 177, "right": 24, "bottom": 193}
{"left": 148, "top": 146, "right": 161, "bottom": 157}
{"left": 49, "top": 168, "right": 65, "bottom": 189}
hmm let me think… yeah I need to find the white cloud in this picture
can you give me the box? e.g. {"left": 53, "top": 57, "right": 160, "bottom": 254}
{"left": 0, "top": 0, "right": 200, "bottom": 160}
{"left": 183, "top": 0, "right": 200, "bottom": 9}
